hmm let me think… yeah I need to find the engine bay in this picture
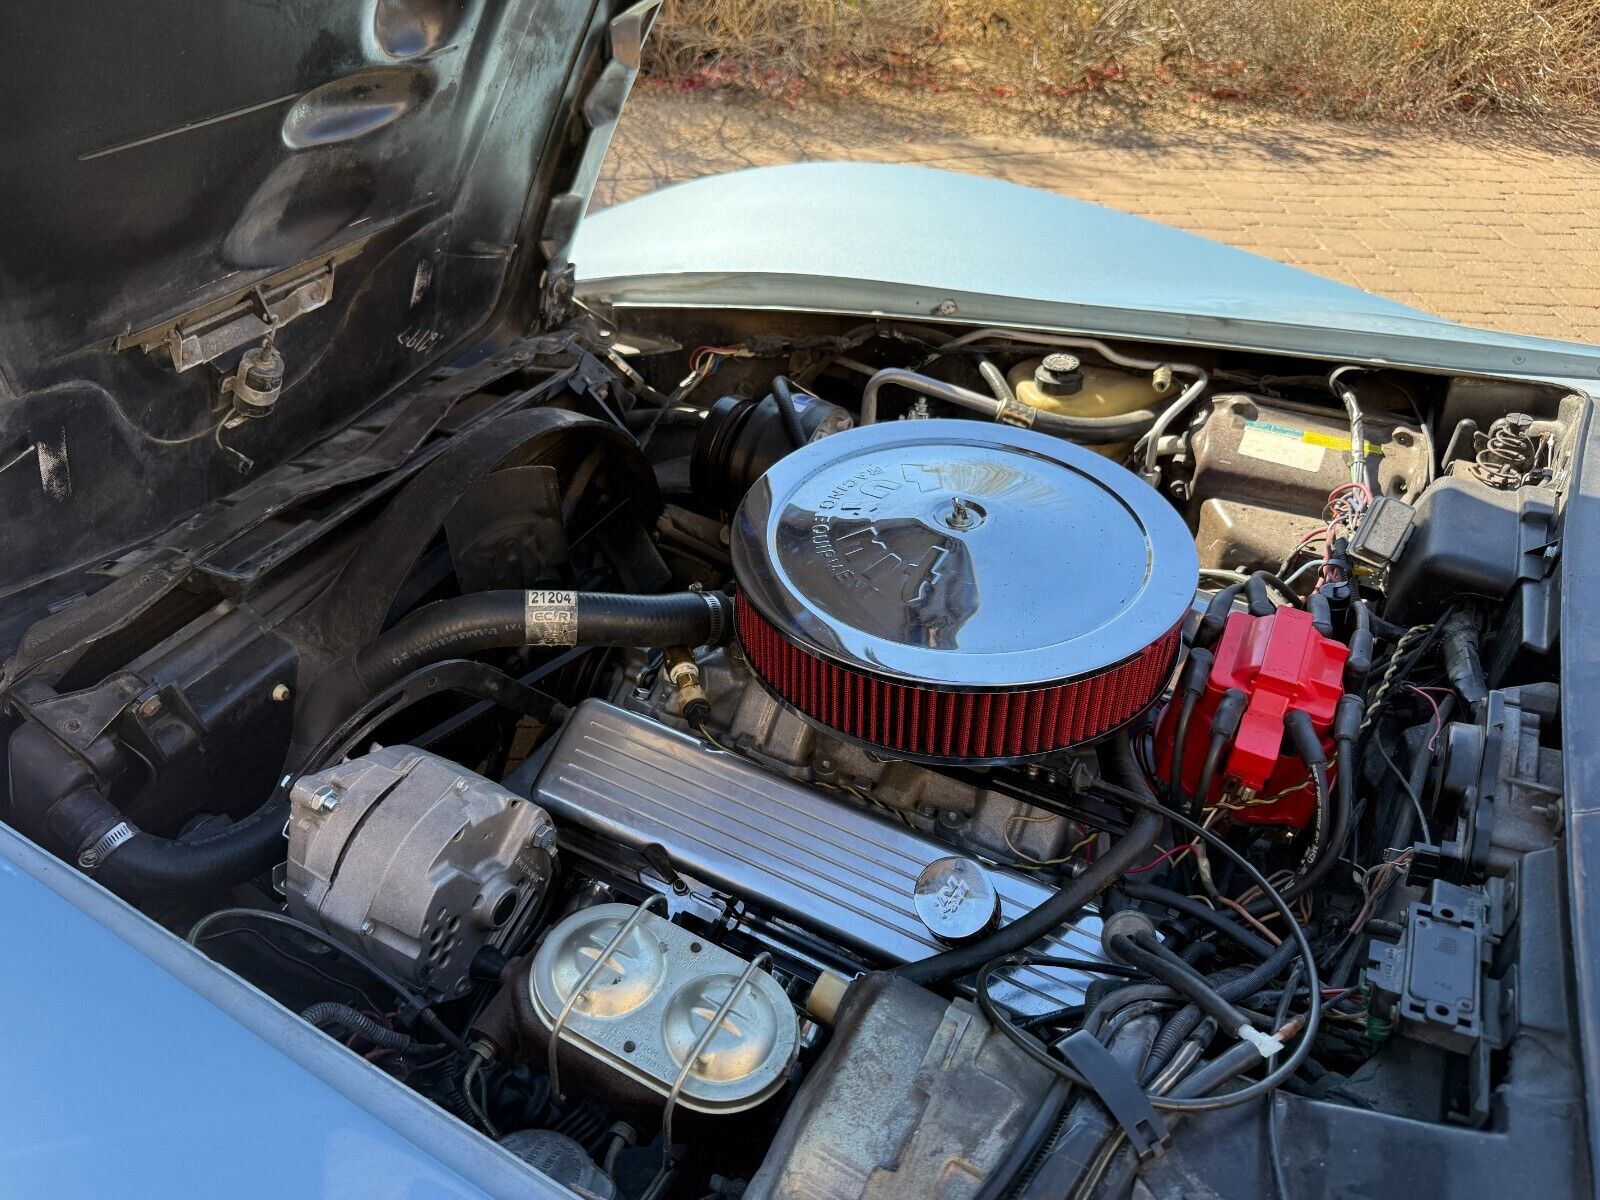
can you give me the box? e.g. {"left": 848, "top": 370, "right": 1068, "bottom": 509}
{"left": 0, "top": 311, "right": 1584, "bottom": 1198}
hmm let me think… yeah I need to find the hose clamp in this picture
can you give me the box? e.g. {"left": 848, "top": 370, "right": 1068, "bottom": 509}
{"left": 694, "top": 587, "right": 728, "bottom": 646}
{"left": 79, "top": 821, "right": 135, "bottom": 872}
{"left": 995, "top": 397, "right": 1036, "bottom": 428}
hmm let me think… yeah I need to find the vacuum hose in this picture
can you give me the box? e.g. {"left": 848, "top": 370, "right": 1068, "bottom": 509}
{"left": 892, "top": 731, "right": 1163, "bottom": 987}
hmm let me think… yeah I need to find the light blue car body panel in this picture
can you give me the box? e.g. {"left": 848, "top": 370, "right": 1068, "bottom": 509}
{"left": 575, "top": 161, "right": 1600, "bottom": 384}
{"left": 0, "top": 823, "right": 565, "bottom": 1200}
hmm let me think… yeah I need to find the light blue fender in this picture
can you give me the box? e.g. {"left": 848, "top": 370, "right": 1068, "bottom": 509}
{"left": 0, "top": 824, "right": 566, "bottom": 1200}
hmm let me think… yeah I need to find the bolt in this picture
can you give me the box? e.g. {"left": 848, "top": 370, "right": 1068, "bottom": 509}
{"left": 452, "top": 779, "right": 468, "bottom": 793}
{"left": 531, "top": 825, "right": 557, "bottom": 851}
{"left": 361, "top": 919, "right": 375, "bottom": 934}
{"left": 308, "top": 785, "right": 340, "bottom": 814}
{"left": 271, "top": 683, "right": 291, "bottom": 702}
{"left": 915, "top": 801, "right": 938, "bottom": 819}
{"left": 136, "top": 696, "right": 163, "bottom": 719}
{"left": 944, "top": 497, "right": 982, "bottom": 531}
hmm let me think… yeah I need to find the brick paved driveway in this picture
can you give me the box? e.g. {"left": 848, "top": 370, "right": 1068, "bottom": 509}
{"left": 598, "top": 92, "right": 1600, "bottom": 345}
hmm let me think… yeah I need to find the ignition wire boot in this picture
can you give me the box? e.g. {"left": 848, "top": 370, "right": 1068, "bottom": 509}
{"left": 1190, "top": 688, "right": 1247, "bottom": 813}
{"left": 1192, "top": 586, "right": 1242, "bottom": 650}
{"left": 1306, "top": 590, "right": 1334, "bottom": 639}
{"left": 1345, "top": 601, "right": 1374, "bottom": 691}
{"left": 1245, "top": 573, "right": 1276, "bottom": 618}
{"left": 1169, "top": 648, "right": 1214, "bottom": 810}
{"left": 1284, "top": 708, "right": 1326, "bottom": 770}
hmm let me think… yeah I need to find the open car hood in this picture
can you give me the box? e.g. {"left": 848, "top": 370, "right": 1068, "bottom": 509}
{"left": 575, "top": 162, "right": 1600, "bottom": 384}
{"left": 0, "top": 0, "right": 653, "bottom": 606}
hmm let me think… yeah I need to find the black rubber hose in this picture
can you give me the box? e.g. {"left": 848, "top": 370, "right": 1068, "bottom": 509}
{"left": 94, "top": 796, "right": 290, "bottom": 902}
{"left": 290, "top": 589, "right": 732, "bottom": 772}
{"left": 893, "top": 731, "right": 1164, "bottom": 987}
{"left": 1120, "top": 881, "right": 1275, "bottom": 960}
{"left": 6, "top": 721, "right": 292, "bottom": 903}
{"left": 302, "top": 1002, "right": 431, "bottom": 1052}
{"left": 1253, "top": 571, "right": 1304, "bottom": 608}
{"left": 34, "top": 590, "right": 730, "bottom": 903}
{"left": 1028, "top": 406, "right": 1158, "bottom": 444}
{"left": 1113, "top": 932, "right": 1256, "bottom": 1033}
{"left": 1082, "top": 983, "right": 1181, "bottom": 1038}
{"left": 770, "top": 375, "right": 809, "bottom": 449}
{"left": 1144, "top": 938, "right": 1299, "bottom": 1076}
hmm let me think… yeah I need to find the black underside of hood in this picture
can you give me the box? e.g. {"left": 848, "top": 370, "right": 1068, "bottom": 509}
{"left": 0, "top": 0, "right": 634, "bottom": 614}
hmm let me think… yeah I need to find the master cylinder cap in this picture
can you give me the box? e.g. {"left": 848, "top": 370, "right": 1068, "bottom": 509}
{"left": 731, "top": 419, "right": 1197, "bottom": 763}
{"left": 530, "top": 903, "right": 798, "bottom": 1116}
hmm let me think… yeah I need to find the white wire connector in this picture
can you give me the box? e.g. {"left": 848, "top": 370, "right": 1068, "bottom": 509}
{"left": 1237, "top": 1024, "right": 1286, "bottom": 1059}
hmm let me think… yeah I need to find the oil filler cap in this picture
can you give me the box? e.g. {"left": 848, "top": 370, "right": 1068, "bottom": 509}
{"left": 914, "top": 857, "right": 1000, "bottom": 944}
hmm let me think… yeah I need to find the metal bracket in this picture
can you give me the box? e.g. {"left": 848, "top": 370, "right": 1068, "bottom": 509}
{"left": 115, "top": 248, "right": 357, "bottom": 372}
{"left": 1055, "top": 1029, "right": 1170, "bottom": 1159}
{"left": 995, "top": 397, "right": 1036, "bottom": 428}
{"left": 540, "top": 262, "right": 577, "bottom": 327}
{"left": 547, "top": 894, "right": 667, "bottom": 1100}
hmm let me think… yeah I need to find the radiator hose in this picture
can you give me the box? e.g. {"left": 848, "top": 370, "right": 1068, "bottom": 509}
{"left": 892, "top": 731, "right": 1164, "bottom": 987}
{"left": 11, "top": 589, "right": 731, "bottom": 903}
{"left": 288, "top": 589, "right": 731, "bottom": 773}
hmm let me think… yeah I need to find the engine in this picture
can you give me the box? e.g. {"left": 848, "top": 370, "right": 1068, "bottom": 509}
{"left": 0, "top": 318, "right": 1579, "bottom": 1200}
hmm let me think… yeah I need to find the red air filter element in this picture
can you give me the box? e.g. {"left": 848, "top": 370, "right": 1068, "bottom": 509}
{"left": 738, "top": 597, "right": 1181, "bottom": 761}
{"left": 728, "top": 420, "right": 1199, "bottom": 764}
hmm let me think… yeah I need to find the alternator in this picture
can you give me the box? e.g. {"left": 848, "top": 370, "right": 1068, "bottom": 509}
{"left": 286, "top": 746, "right": 556, "bottom": 1000}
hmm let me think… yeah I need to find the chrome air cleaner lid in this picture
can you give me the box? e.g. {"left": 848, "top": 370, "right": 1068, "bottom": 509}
{"left": 731, "top": 419, "right": 1197, "bottom": 691}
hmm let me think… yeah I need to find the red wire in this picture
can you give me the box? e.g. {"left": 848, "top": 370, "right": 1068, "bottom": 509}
{"left": 1126, "top": 842, "right": 1199, "bottom": 875}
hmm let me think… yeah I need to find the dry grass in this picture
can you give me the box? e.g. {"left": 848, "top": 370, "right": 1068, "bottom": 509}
{"left": 644, "top": 0, "right": 1600, "bottom": 121}
{"left": 644, "top": 0, "right": 940, "bottom": 87}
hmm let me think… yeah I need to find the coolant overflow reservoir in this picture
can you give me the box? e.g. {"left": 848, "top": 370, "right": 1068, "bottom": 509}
{"left": 1007, "top": 356, "right": 1162, "bottom": 459}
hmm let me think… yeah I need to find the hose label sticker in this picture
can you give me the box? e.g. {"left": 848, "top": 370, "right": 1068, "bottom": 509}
{"left": 524, "top": 590, "right": 578, "bottom": 645}
{"left": 1238, "top": 420, "right": 1324, "bottom": 472}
